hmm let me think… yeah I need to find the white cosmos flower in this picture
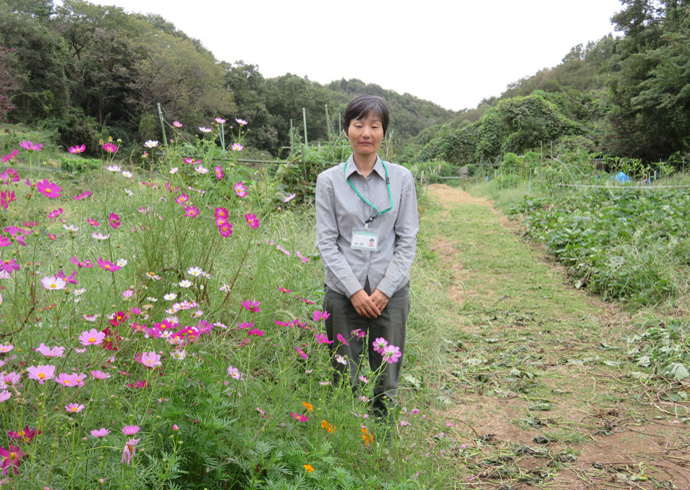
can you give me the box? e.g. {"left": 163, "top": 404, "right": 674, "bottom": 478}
{"left": 116, "top": 259, "right": 128, "bottom": 267}
{"left": 107, "top": 165, "right": 121, "bottom": 172}
{"left": 63, "top": 224, "right": 79, "bottom": 232}
{"left": 146, "top": 297, "right": 158, "bottom": 302}
{"left": 187, "top": 267, "right": 204, "bottom": 277}
{"left": 124, "top": 189, "right": 134, "bottom": 196}
{"left": 92, "top": 232, "right": 110, "bottom": 241}
{"left": 164, "top": 293, "right": 177, "bottom": 301}
{"left": 178, "top": 280, "right": 192, "bottom": 288}
{"left": 194, "top": 165, "right": 208, "bottom": 174}
{"left": 169, "top": 167, "right": 178, "bottom": 174}
{"left": 74, "top": 288, "right": 86, "bottom": 296}
{"left": 144, "top": 140, "right": 159, "bottom": 148}
{"left": 122, "top": 171, "right": 133, "bottom": 178}
{"left": 171, "top": 350, "right": 186, "bottom": 360}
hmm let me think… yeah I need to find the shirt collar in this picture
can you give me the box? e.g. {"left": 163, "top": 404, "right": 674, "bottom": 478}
{"left": 345, "top": 154, "right": 385, "bottom": 180}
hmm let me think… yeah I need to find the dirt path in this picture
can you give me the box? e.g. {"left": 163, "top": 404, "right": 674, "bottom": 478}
{"left": 424, "top": 184, "right": 690, "bottom": 490}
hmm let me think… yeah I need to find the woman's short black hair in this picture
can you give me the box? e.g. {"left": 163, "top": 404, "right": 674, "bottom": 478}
{"left": 343, "top": 95, "right": 389, "bottom": 136}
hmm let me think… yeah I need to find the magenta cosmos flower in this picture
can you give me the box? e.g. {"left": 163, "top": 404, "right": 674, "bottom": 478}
{"left": 382, "top": 344, "right": 402, "bottom": 364}
{"left": 314, "top": 333, "right": 333, "bottom": 345}
{"left": 102, "top": 142, "right": 118, "bottom": 153}
{"left": 27, "top": 365, "right": 56, "bottom": 384}
{"left": 69, "top": 145, "right": 86, "bottom": 154}
{"left": 214, "top": 166, "right": 223, "bottom": 180}
{"left": 97, "top": 258, "right": 121, "bottom": 272}
{"left": 241, "top": 300, "right": 260, "bottom": 312}
{"left": 109, "top": 213, "right": 121, "bottom": 229}
{"left": 312, "top": 310, "right": 330, "bottom": 322}
{"left": 79, "top": 328, "right": 105, "bottom": 347}
{"left": 0, "top": 445, "right": 26, "bottom": 475}
{"left": 36, "top": 179, "right": 61, "bottom": 199}
{"left": 244, "top": 213, "right": 260, "bottom": 229}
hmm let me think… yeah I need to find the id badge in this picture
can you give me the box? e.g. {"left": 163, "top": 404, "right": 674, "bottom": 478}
{"left": 351, "top": 230, "right": 379, "bottom": 251}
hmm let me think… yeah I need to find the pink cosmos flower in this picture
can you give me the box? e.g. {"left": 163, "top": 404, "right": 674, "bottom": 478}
{"left": 36, "top": 343, "right": 65, "bottom": 358}
{"left": 102, "top": 142, "right": 118, "bottom": 153}
{"left": 97, "top": 258, "right": 121, "bottom": 272}
{"left": 214, "top": 207, "right": 229, "bottom": 220}
{"left": 0, "top": 444, "right": 26, "bottom": 475}
{"left": 36, "top": 179, "right": 61, "bottom": 199}
{"left": 0, "top": 391, "right": 10, "bottom": 402}
{"left": 382, "top": 344, "right": 402, "bottom": 364}
{"left": 20, "top": 140, "right": 42, "bottom": 151}
{"left": 232, "top": 143, "right": 243, "bottom": 151}
{"left": 27, "top": 365, "right": 56, "bottom": 384}
{"left": 233, "top": 182, "right": 247, "bottom": 198}
{"left": 65, "top": 403, "right": 85, "bottom": 413}
{"left": 90, "top": 370, "right": 110, "bottom": 379}
{"left": 290, "top": 413, "right": 308, "bottom": 422}
{"left": 121, "top": 438, "right": 140, "bottom": 464}
{"left": 79, "top": 328, "right": 105, "bottom": 346}
{"left": 336, "top": 333, "right": 349, "bottom": 345}
{"left": 91, "top": 428, "right": 110, "bottom": 437}
{"left": 72, "top": 191, "right": 92, "bottom": 201}
{"left": 3, "top": 372, "right": 20, "bottom": 385}
{"left": 351, "top": 329, "right": 366, "bottom": 340}
{"left": 214, "top": 166, "right": 223, "bottom": 180}
{"left": 215, "top": 117, "right": 226, "bottom": 124}
{"left": 235, "top": 118, "right": 248, "bottom": 126}
{"left": 372, "top": 337, "right": 388, "bottom": 354}
{"left": 41, "top": 275, "right": 66, "bottom": 290}
{"left": 227, "top": 365, "right": 243, "bottom": 380}
{"left": 109, "top": 213, "right": 121, "bottom": 229}
{"left": 1, "top": 150, "right": 18, "bottom": 163}
{"left": 0, "top": 344, "right": 12, "bottom": 353}
{"left": 283, "top": 193, "right": 296, "bottom": 203}
{"left": 140, "top": 351, "right": 162, "bottom": 368}
{"left": 69, "top": 145, "right": 86, "bottom": 154}
{"left": 296, "top": 347, "right": 308, "bottom": 360}
{"left": 241, "top": 300, "right": 261, "bottom": 313}
{"left": 244, "top": 213, "right": 260, "bottom": 229}
{"left": 313, "top": 310, "right": 330, "bottom": 322}
{"left": 55, "top": 373, "right": 80, "bottom": 387}
{"left": 175, "top": 194, "right": 189, "bottom": 204}
{"left": 47, "top": 208, "right": 63, "bottom": 218}
{"left": 70, "top": 256, "right": 94, "bottom": 268}
{"left": 173, "top": 121, "right": 182, "bottom": 128}
{"left": 122, "top": 425, "right": 140, "bottom": 436}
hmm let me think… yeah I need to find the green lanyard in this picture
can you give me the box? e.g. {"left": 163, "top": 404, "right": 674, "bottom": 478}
{"left": 344, "top": 159, "right": 394, "bottom": 224}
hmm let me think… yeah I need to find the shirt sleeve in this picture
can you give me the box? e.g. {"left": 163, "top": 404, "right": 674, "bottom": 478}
{"left": 375, "top": 170, "right": 419, "bottom": 298}
{"left": 315, "top": 172, "right": 363, "bottom": 298}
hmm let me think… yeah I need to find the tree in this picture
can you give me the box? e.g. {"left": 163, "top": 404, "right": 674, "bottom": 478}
{"left": 0, "top": 47, "right": 17, "bottom": 122}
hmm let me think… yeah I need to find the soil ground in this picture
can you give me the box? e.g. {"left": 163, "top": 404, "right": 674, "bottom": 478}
{"left": 422, "top": 184, "right": 690, "bottom": 490}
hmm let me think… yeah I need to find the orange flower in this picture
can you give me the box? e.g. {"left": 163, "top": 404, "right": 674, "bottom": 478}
{"left": 321, "top": 420, "right": 336, "bottom": 433}
{"left": 302, "top": 401, "right": 313, "bottom": 412}
{"left": 304, "top": 464, "right": 314, "bottom": 473}
{"left": 361, "top": 427, "right": 374, "bottom": 446}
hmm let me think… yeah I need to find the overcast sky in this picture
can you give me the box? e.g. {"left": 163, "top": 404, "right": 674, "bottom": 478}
{"left": 90, "top": 0, "right": 623, "bottom": 111}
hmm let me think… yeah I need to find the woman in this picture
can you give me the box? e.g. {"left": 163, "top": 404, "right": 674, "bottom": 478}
{"left": 315, "top": 95, "right": 419, "bottom": 421}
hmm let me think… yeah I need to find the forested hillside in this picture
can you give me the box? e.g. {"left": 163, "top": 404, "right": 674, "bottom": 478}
{"left": 0, "top": 0, "right": 456, "bottom": 158}
{"left": 420, "top": 0, "right": 690, "bottom": 165}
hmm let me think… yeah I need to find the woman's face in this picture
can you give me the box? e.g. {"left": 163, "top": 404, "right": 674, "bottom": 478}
{"left": 346, "top": 112, "right": 384, "bottom": 160}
